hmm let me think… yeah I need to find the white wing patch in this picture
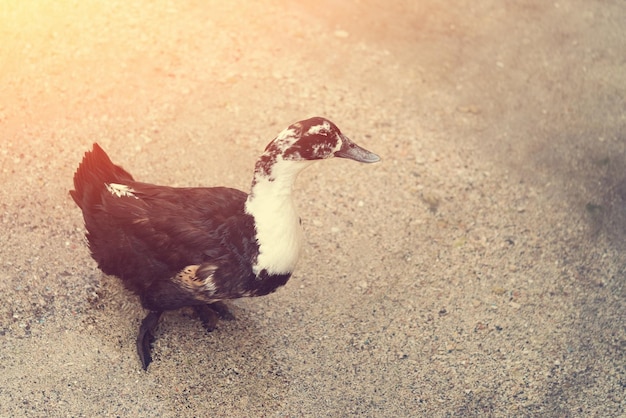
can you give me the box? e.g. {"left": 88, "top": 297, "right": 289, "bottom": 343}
{"left": 200, "top": 267, "right": 218, "bottom": 294}
{"left": 175, "top": 264, "right": 220, "bottom": 302}
{"left": 105, "top": 183, "right": 138, "bottom": 199}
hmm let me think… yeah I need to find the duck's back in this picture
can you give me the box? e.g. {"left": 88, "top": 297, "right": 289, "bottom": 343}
{"left": 96, "top": 184, "right": 254, "bottom": 290}
{"left": 71, "top": 144, "right": 257, "bottom": 297}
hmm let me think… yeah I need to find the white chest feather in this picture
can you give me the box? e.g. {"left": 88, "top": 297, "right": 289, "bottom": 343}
{"left": 246, "top": 194, "right": 303, "bottom": 275}
{"left": 245, "top": 160, "right": 312, "bottom": 276}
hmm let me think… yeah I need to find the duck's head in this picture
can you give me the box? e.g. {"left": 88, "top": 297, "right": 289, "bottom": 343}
{"left": 254, "top": 117, "right": 380, "bottom": 182}
{"left": 272, "top": 116, "right": 380, "bottom": 163}
{"left": 247, "top": 117, "right": 380, "bottom": 275}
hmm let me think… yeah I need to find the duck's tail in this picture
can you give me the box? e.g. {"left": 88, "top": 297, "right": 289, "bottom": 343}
{"left": 70, "top": 143, "right": 134, "bottom": 210}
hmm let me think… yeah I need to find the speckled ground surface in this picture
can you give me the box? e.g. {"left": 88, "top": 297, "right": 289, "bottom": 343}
{"left": 1, "top": 0, "right": 624, "bottom": 416}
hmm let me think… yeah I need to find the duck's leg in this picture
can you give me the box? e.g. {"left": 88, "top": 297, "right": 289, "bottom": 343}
{"left": 193, "top": 302, "right": 235, "bottom": 332}
{"left": 137, "top": 310, "right": 162, "bottom": 370}
{"left": 208, "top": 301, "right": 235, "bottom": 321}
{"left": 193, "top": 305, "right": 219, "bottom": 331}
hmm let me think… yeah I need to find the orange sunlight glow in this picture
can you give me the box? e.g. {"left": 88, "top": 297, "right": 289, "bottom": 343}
{"left": 0, "top": 0, "right": 219, "bottom": 136}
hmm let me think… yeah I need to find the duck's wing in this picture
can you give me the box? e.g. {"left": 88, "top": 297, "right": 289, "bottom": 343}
{"left": 82, "top": 181, "right": 253, "bottom": 294}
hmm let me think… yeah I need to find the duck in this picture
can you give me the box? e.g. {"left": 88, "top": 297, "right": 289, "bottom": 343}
{"left": 70, "top": 116, "right": 380, "bottom": 370}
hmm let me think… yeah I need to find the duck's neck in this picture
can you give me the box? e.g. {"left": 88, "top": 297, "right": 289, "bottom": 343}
{"left": 245, "top": 159, "right": 314, "bottom": 276}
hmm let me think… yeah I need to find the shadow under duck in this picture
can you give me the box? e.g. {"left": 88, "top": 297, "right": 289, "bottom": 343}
{"left": 70, "top": 116, "right": 380, "bottom": 369}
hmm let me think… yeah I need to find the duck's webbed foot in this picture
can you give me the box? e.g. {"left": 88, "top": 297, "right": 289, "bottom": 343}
{"left": 193, "top": 301, "right": 235, "bottom": 332}
{"left": 137, "top": 310, "right": 162, "bottom": 371}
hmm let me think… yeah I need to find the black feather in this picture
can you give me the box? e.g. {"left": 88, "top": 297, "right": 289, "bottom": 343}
{"left": 72, "top": 146, "right": 264, "bottom": 308}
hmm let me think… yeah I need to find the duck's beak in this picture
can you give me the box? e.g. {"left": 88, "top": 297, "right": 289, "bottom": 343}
{"left": 335, "top": 135, "right": 381, "bottom": 163}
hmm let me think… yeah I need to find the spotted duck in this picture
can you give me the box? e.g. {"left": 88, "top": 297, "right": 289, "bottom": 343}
{"left": 71, "top": 116, "right": 380, "bottom": 369}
